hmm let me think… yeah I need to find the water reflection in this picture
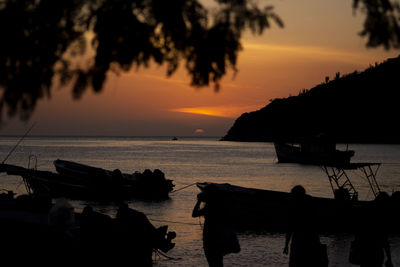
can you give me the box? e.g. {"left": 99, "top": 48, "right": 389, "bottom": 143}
{"left": 0, "top": 137, "right": 400, "bottom": 266}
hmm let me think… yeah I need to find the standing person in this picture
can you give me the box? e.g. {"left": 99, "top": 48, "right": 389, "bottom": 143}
{"left": 283, "top": 185, "right": 328, "bottom": 267}
{"left": 350, "top": 192, "right": 393, "bottom": 267}
{"left": 192, "top": 184, "right": 240, "bottom": 267}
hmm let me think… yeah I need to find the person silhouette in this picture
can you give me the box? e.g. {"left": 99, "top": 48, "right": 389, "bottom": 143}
{"left": 192, "top": 184, "right": 240, "bottom": 267}
{"left": 351, "top": 192, "right": 393, "bottom": 267}
{"left": 283, "top": 185, "right": 327, "bottom": 267}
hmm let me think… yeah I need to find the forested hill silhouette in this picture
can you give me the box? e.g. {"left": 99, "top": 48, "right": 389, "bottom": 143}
{"left": 222, "top": 55, "right": 400, "bottom": 144}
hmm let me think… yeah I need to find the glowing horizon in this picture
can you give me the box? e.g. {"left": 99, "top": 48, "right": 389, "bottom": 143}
{"left": 170, "top": 105, "right": 261, "bottom": 118}
{"left": 1, "top": 0, "right": 399, "bottom": 136}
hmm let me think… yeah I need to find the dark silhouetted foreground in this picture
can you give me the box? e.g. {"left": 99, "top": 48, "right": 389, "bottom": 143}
{"left": 0, "top": 193, "right": 176, "bottom": 266}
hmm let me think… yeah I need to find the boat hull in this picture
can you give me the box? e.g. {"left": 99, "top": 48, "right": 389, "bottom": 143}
{"left": 1, "top": 161, "right": 174, "bottom": 201}
{"left": 22, "top": 170, "right": 172, "bottom": 201}
{"left": 196, "top": 183, "right": 397, "bottom": 233}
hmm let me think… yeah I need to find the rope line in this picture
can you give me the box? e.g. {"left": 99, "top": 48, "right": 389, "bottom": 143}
{"left": 153, "top": 249, "right": 182, "bottom": 261}
{"left": 149, "top": 218, "right": 200, "bottom": 226}
{"left": 170, "top": 182, "right": 197, "bottom": 194}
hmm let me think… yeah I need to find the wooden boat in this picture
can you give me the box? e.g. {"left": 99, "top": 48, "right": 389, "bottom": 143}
{"left": 196, "top": 163, "right": 399, "bottom": 233}
{"left": 274, "top": 140, "right": 355, "bottom": 165}
{"left": 196, "top": 182, "right": 367, "bottom": 233}
{"left": 0, "top": 160, "right": 174, "bottom": 201}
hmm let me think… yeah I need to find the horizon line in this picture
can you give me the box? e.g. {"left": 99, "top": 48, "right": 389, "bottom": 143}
{"left": 0, "top": 134, "right": 224, "bottom": 138}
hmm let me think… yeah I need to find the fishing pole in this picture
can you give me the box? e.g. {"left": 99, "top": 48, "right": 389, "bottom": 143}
{"left": 2, "top": 122, "right": 36, "bottom": 164}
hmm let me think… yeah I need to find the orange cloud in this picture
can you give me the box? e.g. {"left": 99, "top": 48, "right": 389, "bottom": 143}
{"left": 170, "top": 105, "right": 260, "bottom": 118}
{"left": 171, "top": 107, "right": 225, "bottom": 117}
{"left": 195, "top": 129, "right": 205, "bottom": 134}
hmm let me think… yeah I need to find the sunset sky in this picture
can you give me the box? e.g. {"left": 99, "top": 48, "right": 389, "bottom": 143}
{"left": 1, "top": 0, "right": 399, "bottom": 137}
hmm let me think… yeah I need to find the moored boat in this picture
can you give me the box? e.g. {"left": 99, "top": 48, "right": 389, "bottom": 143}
{"left": 274, "top": 140, "right": 355, "bottom": 165}
{"left": 0, "top": 159, "right": 175, "bottom": 201}
{"left": 196, "top": 163, "right": 399, "bottom": 233}
{"left": 196, "top": 182, "right": 367, "bottom": 233}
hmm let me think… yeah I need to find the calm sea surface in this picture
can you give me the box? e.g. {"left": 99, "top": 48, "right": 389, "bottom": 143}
{"left": 0, "top": 136, "right": 400, "bottom": 266}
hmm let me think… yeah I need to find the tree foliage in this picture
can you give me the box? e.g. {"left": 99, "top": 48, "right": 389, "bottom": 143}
{"left": 354, "top": 0, "right": 400, "bottom": 49}
{"left": 0, "top": 0, "right": 398, "bottom": 122}
{"left": 0, "top": 0, "right": 282, "bottom": 121}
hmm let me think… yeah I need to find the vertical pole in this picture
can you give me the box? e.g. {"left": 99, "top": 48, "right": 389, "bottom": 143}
{"left": 2, "top": 122, "right": 36, "bottom": 164}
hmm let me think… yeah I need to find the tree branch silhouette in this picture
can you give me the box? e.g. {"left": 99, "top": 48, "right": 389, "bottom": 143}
{"left": 0, "top": 0, "right": 398, "bottom": 122}
{"left": 354, "top": 0, "right": 400, "bottom": 49}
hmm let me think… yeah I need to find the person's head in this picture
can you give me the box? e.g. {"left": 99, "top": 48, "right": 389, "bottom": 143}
{"left": 119, "top": 202, "right": 129, "bottom": 210}
{"left": 391, "top": 191, "right": 400, "bottom": 206}
{"left": 48, "top": 198, "right": 75, "bottom": 230}
{"left": 83, "top": 205, "right": 93, "bottom": 214}
{"left": 116, "top": 202, "right": 129, "bottom": 218}
{"left": 289, "top": 185, "right": 308, "bottom": 209}
{"left": 374, "top": 191, "right": 390, "bottom": 207}
{"left": 291, "top": 185, "right": 306, "bottom": 199}
{"left": 113, "top": 168, "right": 122, "bottom": 176}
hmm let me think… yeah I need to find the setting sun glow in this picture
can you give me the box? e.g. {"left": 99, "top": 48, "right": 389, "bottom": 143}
{"left": 1, "top": 0, "right": 398, "bottom": 136}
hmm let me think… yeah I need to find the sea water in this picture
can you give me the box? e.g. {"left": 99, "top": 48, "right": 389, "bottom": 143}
{"left": 0, "top": 136, "right": 399, "bottom": 266}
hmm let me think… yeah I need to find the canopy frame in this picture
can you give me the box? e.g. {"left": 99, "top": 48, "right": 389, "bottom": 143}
{"left": 322, "top": 163, "right": 381, "bottom": 200}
